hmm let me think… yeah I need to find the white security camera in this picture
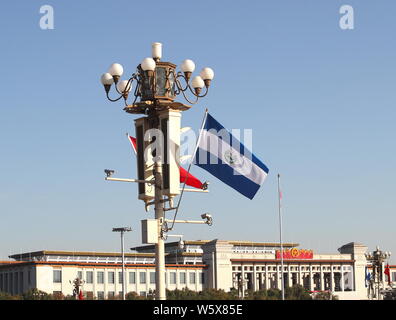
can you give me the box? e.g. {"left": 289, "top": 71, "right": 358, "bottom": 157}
{"left": 104, "top": 169, "right": 115, "bottom": 177}
{"left": 201, "top": 213, "right": 213, "bottom": 226}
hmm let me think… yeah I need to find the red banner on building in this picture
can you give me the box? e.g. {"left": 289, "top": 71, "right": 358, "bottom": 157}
{"left": 276, "top": 248, "right": 313, "bottom": 260}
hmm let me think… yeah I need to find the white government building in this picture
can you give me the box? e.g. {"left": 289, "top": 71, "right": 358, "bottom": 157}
{"left": 0, "top": 240, "right": 394, "bottom": 300}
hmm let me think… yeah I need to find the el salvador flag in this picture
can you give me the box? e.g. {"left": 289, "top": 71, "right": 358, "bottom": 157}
{"left": 194, "top": 113, "right": 269, "bottom": 200}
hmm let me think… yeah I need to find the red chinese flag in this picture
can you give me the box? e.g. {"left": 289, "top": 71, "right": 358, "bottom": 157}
{"left": 384, "top": 264, "right": 391, "bottom": 285}
{"left": 127, "top": 135, "right": 204, "bottom": 189}
{"left": 78, "top": 290, "right": 84, "bottom": 300}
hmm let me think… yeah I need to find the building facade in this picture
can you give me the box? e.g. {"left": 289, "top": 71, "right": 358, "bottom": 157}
{"left": 0, "top": 240, "right": 395, "bottom": 300}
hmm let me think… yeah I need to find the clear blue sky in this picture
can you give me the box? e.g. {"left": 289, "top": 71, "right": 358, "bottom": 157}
{"left": 0, "top": 1, "right": 395, "bottom": 263}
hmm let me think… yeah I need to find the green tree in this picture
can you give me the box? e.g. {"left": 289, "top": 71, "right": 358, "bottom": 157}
{"left": 125, "top": 291, "right": 147, "bottom": 300}
{"left": 0, "top": 291, "right": 21, "bottom": 300}
{"left": 22, "top": 288, "right": 53, "bottom": 300}
{"left": 312, "top": 291, "right": 338, "bottom": 300}
{"left": 198, "top": 289, "right": 232, "bottom": 300}
{"left": 285, "top": 285, "right": 312, "bottom": 300}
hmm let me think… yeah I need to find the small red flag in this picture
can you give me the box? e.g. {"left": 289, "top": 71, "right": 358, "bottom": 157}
{"left": 78, "top": 290, "right": 84, "bottom": 300}
{"left": 384, "top": 264, "right": 392, "bottom": 286}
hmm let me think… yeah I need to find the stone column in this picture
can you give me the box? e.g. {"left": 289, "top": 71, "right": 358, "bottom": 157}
{"left": 309, "top": 265, "right": 313, "bottom": 291}
{"left": 264, "top": 265, "right": 269, "bottom": 290}
{"left": 202, "top": 240, "right": 233, "bottom": 291}
{"left": 340, "top": 267, "right": 344, "bottom": 292}
{"left": 320, "top": 266, "right": 324, "bottom": 291}
{"left": 330, "top": 265, "right": 334, "bottom": 292}
{"left": 276, "top": 265, "right": 281, "bottom": 290}
{"left": 298, "top": 265, "right": 303, "bottom": 286}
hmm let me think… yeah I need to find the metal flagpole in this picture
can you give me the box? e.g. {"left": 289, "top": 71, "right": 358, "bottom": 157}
{"left": 121, "top": 230, "right": 125, "bottom": 300}
{"left": 278, "top": 173, "right": 285, "bottom": 300}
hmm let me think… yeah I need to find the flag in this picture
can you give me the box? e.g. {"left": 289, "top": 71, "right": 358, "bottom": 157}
{"left": 365, "top": 266, "right": 371, "bottom": 287}
{"left": 193, "top": 113, "right": 269, "bottom": 199}
{"left": 384, "top": 263, "right": 392, "bottom": 286}
{"left": 78, "top": 290, "right": 84, "bottom": 300}
{"left": 127, "top": 134, "right": 206, "bottom": 190}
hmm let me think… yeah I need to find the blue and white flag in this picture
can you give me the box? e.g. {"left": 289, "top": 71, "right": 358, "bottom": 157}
{"left": 193, "top": 113, "right": 269, "bottom": 200}
{"left": 365, "top": 267, "right": 371, "bottom": 287}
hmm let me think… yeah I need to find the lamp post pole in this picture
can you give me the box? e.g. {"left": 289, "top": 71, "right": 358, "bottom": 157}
{"left": 365, "top": 246, "right": 391, "bottom": 300}
{"left": 154, "top": 161, "right": 166, "bottom": 300}
{"left": 112, "top": 227, "right": 132, "bottom": 300}
{"left": 101, "top": 42, "right": 214, "bottom": 301}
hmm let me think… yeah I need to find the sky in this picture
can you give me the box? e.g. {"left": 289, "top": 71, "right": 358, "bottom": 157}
{"left": 0, "top": 1, "right": 395, "bottom": 263}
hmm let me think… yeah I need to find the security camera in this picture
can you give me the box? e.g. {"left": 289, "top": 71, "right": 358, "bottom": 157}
{"left": 201, "top": 213, "right": 211, "bottom": 220}
{"left": 201, "top": 213, "right": 213, "bottom": 226}
{"left": 201, "top": 181, "right": 209, "bottom": 190}
{"left": 104, "top": 169, "right": 115, "bottom": 177}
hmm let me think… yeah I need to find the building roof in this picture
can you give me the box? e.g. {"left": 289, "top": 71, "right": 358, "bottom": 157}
{"left": 131, "top": 240, "right": 299, "bottom": 251}
{"left": 0, "top": 260, "right": 207, "bottom": 269}
{"left": 9, "top": 250, "right": 156, "bottom": 260}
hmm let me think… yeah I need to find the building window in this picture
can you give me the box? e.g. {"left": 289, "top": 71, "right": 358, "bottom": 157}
{"left": 53, "top": 291, "right": 62, "bottom": 297}
{"left": 200, "top": 273, "right": 205, "bottom": 284}
{"left": 139, "top": 272, "right": 146, "bottom": 284}
{"left": 97, "top": 272, "right": 104, "bottom": 284}
{"left": 140, "top": 291, "right": 146, "bottom": 297}
{"left": 108, "top": 291, "right": 115, "bottom": 299}
{"left": 108, "top": 272, "right": 115, "bottom": 284}
{"left": 150, "top": 272, "right": 156, "bottom": 284}
{"left": 77, "top": 271, "right": 83, "bottom": 280}
{"left": 119, "top": 272, "right": 123, "bottom": 284}
{"left": 86, "top": 271, "right": 93, "bottom": 284}
{"left": 85, "top": 291, "right": 94, "bottom": 300}
{"left": 97, "top": 291, "right": 105, "bottom": 300}
{"left": 189, "top": 272, "right": 196, "bottom": 284}
{"left": 180, "top": 272, "right": 186, "bottom": 284}
{"left": 392, "top": 272, "right": 396, "bottom": 282}
{"left": 53, "top": 270, "right": 62, "bottom": 283}
{"left": 170, "top": 272, "right": 176, "bottom": 285}
{"left": 129, "top": 272, "right": 136, "bottom": 284}
{"left": 19, "top": 272, "right": 23, "bottom": 293}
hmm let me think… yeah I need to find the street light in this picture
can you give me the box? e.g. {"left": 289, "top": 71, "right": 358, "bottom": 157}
{"left": 101, "top": 43, "right": 214, "bottom": 301}
{"left": 100, "top": 42, "right": 214, "bottom": 109}
{"left": 112, "top": 227, "right": 132, "bottom": 300}
{"left": 365, "top": 246, "right": 391, "bottom": 300}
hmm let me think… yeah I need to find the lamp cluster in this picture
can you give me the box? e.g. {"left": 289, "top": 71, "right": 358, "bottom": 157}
{"left": 365, "top": 246, "right": 391, "bottom": 262}
{"left": 100, "top": 42, "right": 214, "bottom": 108}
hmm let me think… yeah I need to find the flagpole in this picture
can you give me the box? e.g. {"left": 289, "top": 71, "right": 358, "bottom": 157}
{"left": 278, "top": 173, "right": 285, "bottom": 300}
{"left": 168, "top": 108, "right": 209, "bottom": 231}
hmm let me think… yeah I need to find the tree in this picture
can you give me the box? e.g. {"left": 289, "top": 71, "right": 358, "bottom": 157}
{"left": 125, "top": 291, "right": 147, "bottom": 300}
{"left": 0, "top": 292, "right": 21, "bottom": 300}
{"left": 22, "top": 288, "right": 53, "bottom": 300}
{"left": 312, "top": 291, "right": 338, "bottom": 300}
{"left": 285, "top": 285, "right": 312, "bottom": 300}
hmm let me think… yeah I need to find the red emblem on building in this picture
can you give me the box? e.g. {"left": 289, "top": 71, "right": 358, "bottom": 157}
{"left": 276, "top": 248, "right": 313, "bottom": 259}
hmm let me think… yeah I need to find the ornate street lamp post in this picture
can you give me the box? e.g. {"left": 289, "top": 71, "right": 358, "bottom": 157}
{"left": 100, "top": 43, "right": 214, "bottom": 300}
{"left": 365, "top": 246, "right": 391, "bottom": 300}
